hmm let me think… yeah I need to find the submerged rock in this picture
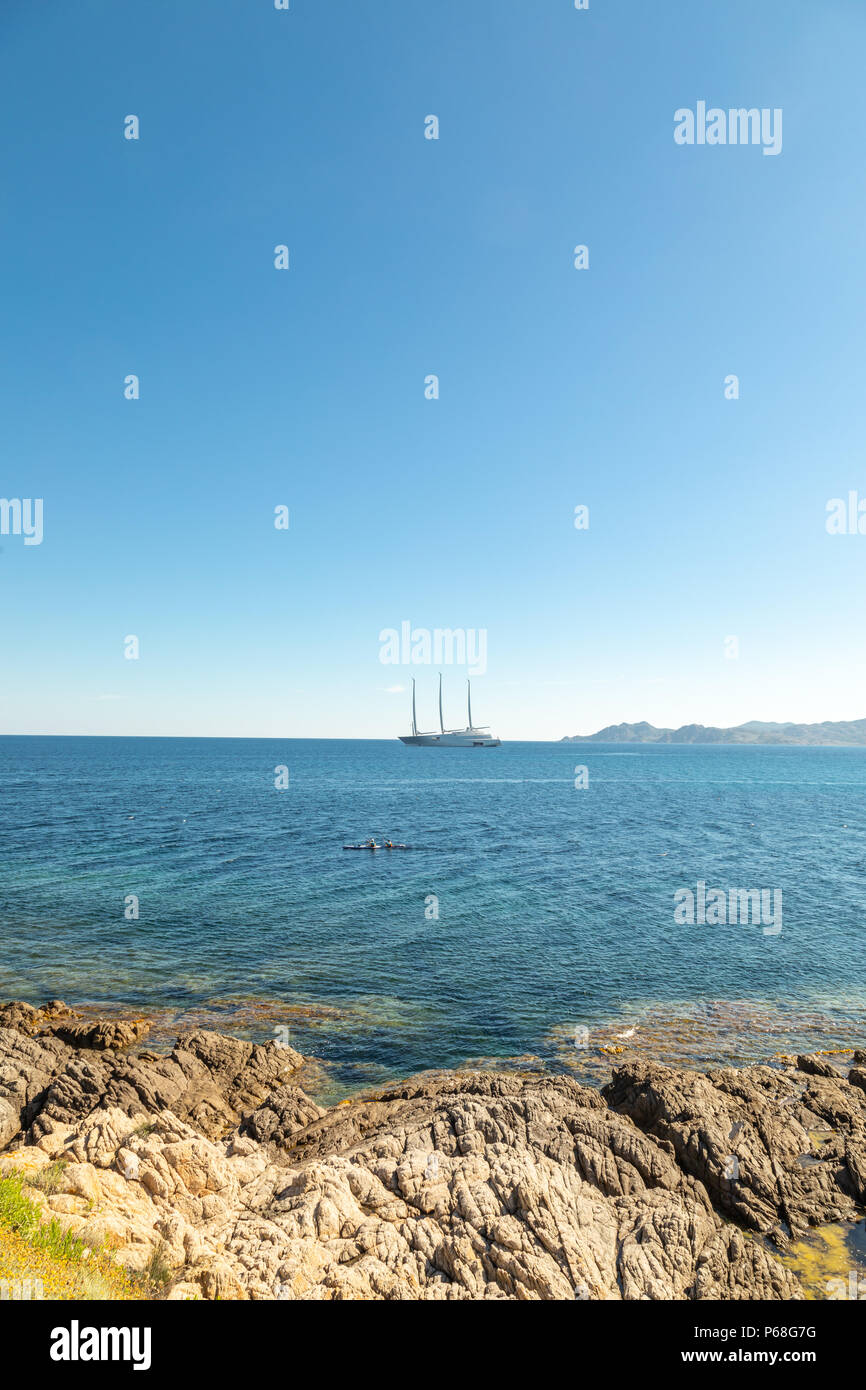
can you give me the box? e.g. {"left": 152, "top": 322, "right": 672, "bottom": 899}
{"left": 1, "top": 1000, "right": 864, "bottom": 1301}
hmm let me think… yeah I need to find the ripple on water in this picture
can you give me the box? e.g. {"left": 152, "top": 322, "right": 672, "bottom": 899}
{"left": 545, "top": 998, "right": 866, "bottom": 1085}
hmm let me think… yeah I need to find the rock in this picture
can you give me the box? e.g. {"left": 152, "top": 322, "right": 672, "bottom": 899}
{"left": 0, "top": 1147, "right": 52, "bottom": 1181}
{"left": 1, "top": 999, "right": 864, "bottom": 1301}
{"left": 23, "top": 1029, "right": 306, "bottom": 1145}
{"left": 602, "top": 1060, "right": 862, "bottom": 1235}
{"left": 238, "top": 1086, "right": 325, "bottom": 1147}
{"left": 166, "top": 1281, "right": 201, "bottom": 1301}
{"left": 220, "top": 1070, "right": 794, "bottom": 1300}
{"left": 0, "top": 1027, "right": 71, "bottom": 1147}
{"left": 159, "top": 1138, "right": 236, "bottom": 1198}
{"left": 0, "top": 1001, "right": 41, "bottom": 1033}
{"left": 0, "top": 1000, "right": 74, "bottom": 1036}
{"left": 194, "top": 1259, "right": 247, "bottom": 1301}
{"left": 849, "top": 1068, "right": 866, "bottom": 1094}
{"left": 58, "top": 1162, "right": 102, "bottom": 1203}
{"left": 62, "top": 1107, "right": 139, "bottom": 1167}
{"left": 796, "top": 1054, "right": 841, "bottom": 1079}
{"left": 51, "top": 1019, "right": 150, "bottom": 1051}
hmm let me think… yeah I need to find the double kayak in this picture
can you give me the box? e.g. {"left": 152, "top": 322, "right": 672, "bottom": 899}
{"left": 343, "top": 843, "right": 411, "bottom": 850}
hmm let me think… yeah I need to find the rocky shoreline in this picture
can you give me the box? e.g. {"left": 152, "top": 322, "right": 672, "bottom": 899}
{"left": 1, "top": 998, "right": 865, "bottom": 1300}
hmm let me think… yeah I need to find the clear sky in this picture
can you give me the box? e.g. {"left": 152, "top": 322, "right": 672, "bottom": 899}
{"left": 2, "top": 0, "right": 865, "bottom": 740}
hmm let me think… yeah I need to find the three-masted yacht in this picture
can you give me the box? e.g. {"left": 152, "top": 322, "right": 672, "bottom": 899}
{"left": 399, "top": 675, "right": 501, "bottom": 747}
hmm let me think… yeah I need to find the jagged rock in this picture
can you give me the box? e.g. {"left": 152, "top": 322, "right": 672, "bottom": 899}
{"left": 166, "top": 1281, "right": 201, "bottom": 1301}
{"left": 1, "top": 1001, "right": 864, "bottom": 1300}
{"left": 51, "top": 1019, "right": 150, "bottom": 1051}
{"left": 797, "top": 1054, "right": 841, "bottom": 1079}
{"left": 0, "top": 1027, "right": 71, "bottom": 1147}
{"left": 238, "top": 1086, "right": 325, "bottom": 1147}
{"left": 843, "top": 1139, "right": 866, "bottom": 1202}
{"left": 797, "top": 1074, "right": 866, "bottom": 1134}
{"left": 0, "top": 1001, "right": 41, "bottom": 1033}
{"left": 849, "top": 1067, "right": 866, "bottom": 1094}
{"left": 194, "top": 1260, "right": 248, "bottom": 1301}
{"left": 0, "top": 1000, "right": 74, "bottom": 1036}
{"left": 603, "top": 1059, "right": 863, "bottom": 1235}
{"left": 21, "top": 1030, "right": 305, "bottom": 1145}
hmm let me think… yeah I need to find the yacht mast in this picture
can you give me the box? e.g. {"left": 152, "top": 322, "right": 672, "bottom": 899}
{"left": 411, "top": 678, "right": 417, "bottom": 737}
{"left": 438, "top": 673, "right": 444, "bottom": 733}
{"left": 467, "top": 678, "right": 472, "bottom": 730}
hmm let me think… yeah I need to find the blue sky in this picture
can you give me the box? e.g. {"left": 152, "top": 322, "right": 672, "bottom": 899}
{"left": 2, "top": 0, "right": 865, "bottom": 739}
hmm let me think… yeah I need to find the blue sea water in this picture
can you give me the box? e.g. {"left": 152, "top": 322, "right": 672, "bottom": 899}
{"left": 1, "top": 737, "right": 865, "bottom": 1090}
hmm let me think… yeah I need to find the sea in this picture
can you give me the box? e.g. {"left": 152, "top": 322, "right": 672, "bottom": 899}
{"left": 1, "top": 736, "right": 865, "bottom": 1097}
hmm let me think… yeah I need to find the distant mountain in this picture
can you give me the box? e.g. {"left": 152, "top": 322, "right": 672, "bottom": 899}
{"left": 560, "top": 719, "right": 866, "bottom": 746}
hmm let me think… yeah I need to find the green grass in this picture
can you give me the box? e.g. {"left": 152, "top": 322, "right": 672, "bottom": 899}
{"left": 144, "top": 1239, "right": 173, "bottom": 1288}
{"left": 26, "top": 1158, "right": 70, "bottom": 1196}
{"left": 130, "top": 1121, "right": 156, "bottom": 1139}
{"left": 0, "top": 1172, "right": 145, "bottom": 1300}
{"left": 0, "top": 1172, "right": 88, "bottom": 1260}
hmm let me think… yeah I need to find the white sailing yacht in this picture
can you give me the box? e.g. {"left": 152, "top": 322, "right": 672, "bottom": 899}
{"left": 399, "top": 675, "right": 501, "bottom": 747}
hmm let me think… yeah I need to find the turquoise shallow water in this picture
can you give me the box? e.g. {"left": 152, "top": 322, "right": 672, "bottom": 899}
{"left": 1, "top": 737, "right": 865, "bottom": 1087}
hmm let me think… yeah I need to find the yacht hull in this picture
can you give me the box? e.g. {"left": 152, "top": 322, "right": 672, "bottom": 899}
{"left": 399, "top": 733, "right": 501, "bottom": 747}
